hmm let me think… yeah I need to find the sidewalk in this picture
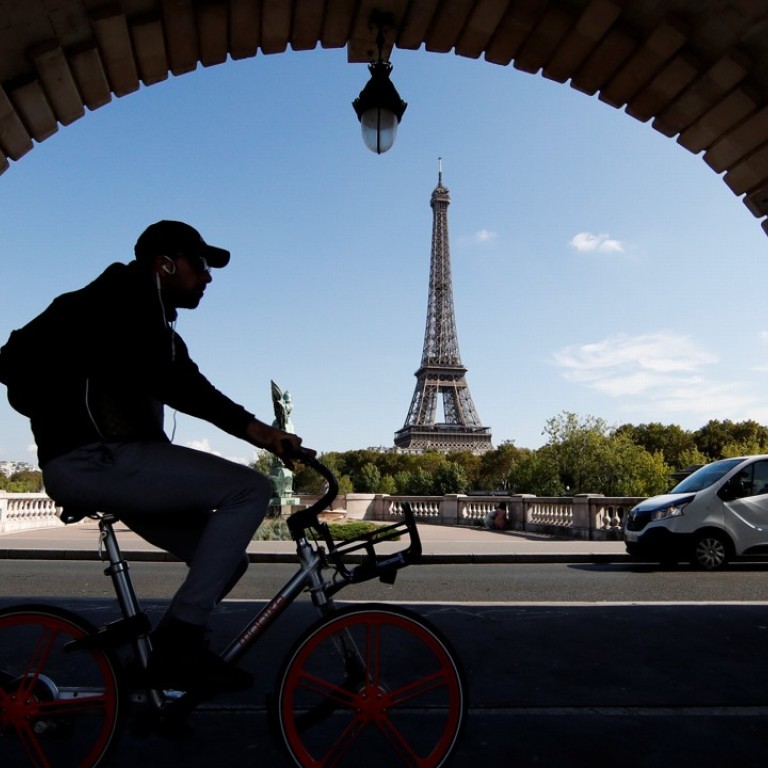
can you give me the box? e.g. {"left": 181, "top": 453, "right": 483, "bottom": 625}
{"left": 0, "top": 520, "right": 629, "bottom": 564}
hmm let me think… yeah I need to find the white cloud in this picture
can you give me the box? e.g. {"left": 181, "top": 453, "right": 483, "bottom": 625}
{"left": 569, "top": 231, "right": 624, "bottom": 253}
{"left": 185, "top": 437, "right": 251, "bottom": 466}
{"left": 552, "top": 332, "right": 716, "bottom": 382}
{"left": 552, "top": 331, "right": 768, "bottom": 426}
{"left": 550, "top": 332, "right": 747, "bottom": 417}
{"left": 186, "top": 438, "right": 221, "bottom": 456}
{"left": 474, "top": 229, "right": 498, "bottom": 243}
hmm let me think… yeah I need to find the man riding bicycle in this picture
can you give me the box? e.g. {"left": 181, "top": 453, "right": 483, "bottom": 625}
{"left": 0, "top": 220, "right": 312, "bottom": 693}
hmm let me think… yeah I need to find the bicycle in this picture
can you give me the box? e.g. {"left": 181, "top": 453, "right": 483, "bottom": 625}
{"left": 0, "top": 456, "right": 466, "bottom": 767}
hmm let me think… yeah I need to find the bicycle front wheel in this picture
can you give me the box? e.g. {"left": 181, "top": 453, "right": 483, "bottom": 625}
{"left": 0, "top": 604, "right": 124, "bottom": 768}
{"left": 276, "top": 604, "right": 466, "bottom": 768}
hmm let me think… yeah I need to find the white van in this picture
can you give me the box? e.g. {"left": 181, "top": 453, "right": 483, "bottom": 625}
{"left": 624, "top": 455, "right": 768, "bottom": 570}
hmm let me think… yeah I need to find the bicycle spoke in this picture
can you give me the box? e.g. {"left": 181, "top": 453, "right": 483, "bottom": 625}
{"left": 319, "top": 715, "right": 367, "bottom": 768}
{"left": 15, "top": 719, "right": 53, "bottom": 768}
{"left": 362, "top": 620, "right": 381, "bottom": 689}
{"left": 293, "top": 671, "right": 358, "bottom": 709}
{"left": 386, "top": 669, "right": 453, "bottom": 707}
{"left": 36, "top": 692, "right": 113, "bottom": 718}
{"left": 375, "top": 716, "right": 423, "bottom": 768}
{"left": 15, "top": 625, "right": 60, "bottom": 700}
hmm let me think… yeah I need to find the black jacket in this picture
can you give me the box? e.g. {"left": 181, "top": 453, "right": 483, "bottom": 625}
{"left": 0, "top": 262, "right": 254, "bottom": 465}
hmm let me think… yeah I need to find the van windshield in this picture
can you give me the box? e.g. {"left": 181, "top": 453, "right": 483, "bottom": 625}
{"left": 671, "top": 458, "right": 744, "bottom": 493}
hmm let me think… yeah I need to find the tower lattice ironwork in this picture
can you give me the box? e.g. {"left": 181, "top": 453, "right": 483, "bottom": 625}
{"left": 395, "top": 161, "right": 493, "bottom": 454}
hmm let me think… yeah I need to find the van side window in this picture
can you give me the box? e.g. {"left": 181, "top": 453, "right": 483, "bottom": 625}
{"left": 730, "top": 466, "right": 754, "bottom": 498}
{"left": 752, "top": 460, "right": 768, "bottom": 496}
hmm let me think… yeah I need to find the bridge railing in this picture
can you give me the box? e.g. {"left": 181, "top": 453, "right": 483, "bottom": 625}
{"left": 370, "top": 493, "right": 642, "bottom": 541}
{"left": 0, "top": 490, "right": 643, "bottom": 540}
{"left": 0, "top": 491, "right": 62, "bottom": 533}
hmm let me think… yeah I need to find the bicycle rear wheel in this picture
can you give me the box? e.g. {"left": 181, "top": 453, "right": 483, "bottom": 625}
{"left": 0, "top": 604, "right": 124, "bottom": 768}
{"left": 276, "top": 604, "right": 466, "bottom": 768}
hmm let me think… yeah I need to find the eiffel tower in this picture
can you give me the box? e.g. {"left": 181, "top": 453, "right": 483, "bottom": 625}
{"left": 394, "top": 161, "right": 493, "bottom": 454}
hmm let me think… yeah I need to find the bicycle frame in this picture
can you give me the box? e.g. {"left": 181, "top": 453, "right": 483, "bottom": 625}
{"left": 84, "top": 455, "right": 422, "bottom": 715}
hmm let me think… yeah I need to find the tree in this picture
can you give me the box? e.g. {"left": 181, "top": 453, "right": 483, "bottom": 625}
{"left": 445, "top": 450, "right": 482, "bottom": 488}
{"left": 693, "top": 420, "right": 768, "bottom": 460}
{"left": 1, "top": 470, "right": 44, "bottom": 493}
{"left": 672, "top": 447, "right": 709, "bottom": 473}
{"left": 541, "top": 412, "right": 673, "bottom": 496}
{"left": 250, "top": 449, "right": 273, "bottom": 476}
{"left": 600, "top": 437, "right": 671, "bottom": 496}
{"left": 506, "top": 448, "right": 563, "bottom": 496}
{"left": 354, "top": 462, "right": 382, "bottom": 493}
{"left": 615, "top": 422, "right": 697, "bottom": 469}
{"left": 379, "top": 474, "right": 397, "bottom": 495}
{"left": 432, "top": 462, "right": 469, "bottom": 495}
{"left": 477, "top": 441, "right": 523, "bottom": 490}
{"left": 398, "top": 467, "right": 434, "bottom": 495}
{"left": 543, "top": 412, "right": 613, "bottom": 493}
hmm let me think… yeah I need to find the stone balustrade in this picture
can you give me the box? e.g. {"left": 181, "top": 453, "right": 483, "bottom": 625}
{"left": 0, "top": 491, "right": 62, "bottom": 533}
{"left": 0, "top": 490, "right": 643, "bottom": 540}
{"left": 372, "top": 493, "right": 643, "bottom": 541}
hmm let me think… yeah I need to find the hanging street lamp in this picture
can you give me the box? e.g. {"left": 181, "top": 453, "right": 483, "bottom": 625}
{"left": 352, "top": 14, "right": 407, "bottom": 154}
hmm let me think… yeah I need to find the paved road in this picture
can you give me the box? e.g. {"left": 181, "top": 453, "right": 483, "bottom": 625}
{"left": 2, "top": 597, "right": 767, "bottom": 767}
{"left": 2, "top": 559, "right": 768, "bottom": 603}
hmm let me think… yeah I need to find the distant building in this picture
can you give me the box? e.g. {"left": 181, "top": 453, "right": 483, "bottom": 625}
{"left": 0, "top": 461, "right": 39, "bottom": 477}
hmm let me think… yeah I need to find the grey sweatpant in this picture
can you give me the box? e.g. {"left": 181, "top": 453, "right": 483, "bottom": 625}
{"left": 43, "top": 441, "right": 272, "bottom": 625}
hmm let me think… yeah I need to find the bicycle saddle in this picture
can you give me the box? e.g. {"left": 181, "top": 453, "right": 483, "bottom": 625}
{"left": 59, "top": 506, "right": 99, "bottom": 525}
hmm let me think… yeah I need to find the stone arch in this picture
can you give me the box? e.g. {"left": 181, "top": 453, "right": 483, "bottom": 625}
{"left": 1, "top": 2, "right": 768, "bottom": 235}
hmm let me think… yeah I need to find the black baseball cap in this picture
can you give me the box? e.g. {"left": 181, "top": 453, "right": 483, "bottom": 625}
{"left": 134, "top": 220, "right": 230, "bottom": 268}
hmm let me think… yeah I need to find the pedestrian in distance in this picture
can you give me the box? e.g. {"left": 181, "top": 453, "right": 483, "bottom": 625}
{"left": 484, "top": 501, "right": 508, "bottom": 531}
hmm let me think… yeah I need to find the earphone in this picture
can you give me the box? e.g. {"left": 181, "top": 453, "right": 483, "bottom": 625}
{"left": 154, "top": 255, "right": 178, "bottom": 362}
{"left": 160, "top": 255, "right": 176, "bottom": 275}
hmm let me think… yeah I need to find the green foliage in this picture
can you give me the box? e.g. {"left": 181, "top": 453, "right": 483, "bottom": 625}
{"left": 432, "top": 461, "right": 469, "bottom": 495}
{"left": 477, "top": 441, "right": 523, "bottom": 491}
{"left": 354, "top": 462, "right": 381, "bottom": 493}
{"left": 326, "top": 521, "right": 389, "bottom": 541}
{"left": 675, "top": 447, "right": 709, "bottom": 470}
{"left": 245, "top": 414, "right": 768, "bottom": 502}
{"left": 602, "top": 438, "right": 671, "bottom": 496}
{"left": 379, "top": 474, "right": 397, "bottom": 494}
{"left": 253, "top": 517, "right": 291, "bottom": 540}
{"left": 538, "top": 412, "right": 673, "bottom": 496}
{"left": 693, "top": 419, "right": 768, "bottom": 461}
{"left": 506, "top": 448, "right": 564, "bottom": 496}
{"left": 249, "top": 449, "right": 273, "bottom": 476}
{"left": 253, "top": 518, "right": 388, "bottom": 542}
{"left": 399, "top": 467, "right": 434, "bottom": 495}
{"left": 0, "top": 470, "right": 44, "bottom": 493}
{"left": 614, "top": 422, "right": 697, "bottom": 470}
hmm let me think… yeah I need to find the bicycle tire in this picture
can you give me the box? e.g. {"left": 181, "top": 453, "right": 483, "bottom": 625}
{"left": 275, "top": 604, "right": 466, "bottom": 768}
{"left": 0, "top": 603, "right": 124, "bottom": 768}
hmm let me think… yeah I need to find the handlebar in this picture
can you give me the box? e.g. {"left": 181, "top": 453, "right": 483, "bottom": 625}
{"left": 284, "top": 453, "right": 338, "bottom": 537}
{"left": 284, "top": 454, "right": 422, "bottom": 591}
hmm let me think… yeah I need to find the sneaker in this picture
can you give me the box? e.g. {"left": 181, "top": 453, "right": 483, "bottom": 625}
{"left": 146, "top": 618, "right": 253, "bottom": 694}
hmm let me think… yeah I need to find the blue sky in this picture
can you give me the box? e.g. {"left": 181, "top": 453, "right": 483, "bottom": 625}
{"left": 2, "top": 46, "right": 768, "bottom": 466}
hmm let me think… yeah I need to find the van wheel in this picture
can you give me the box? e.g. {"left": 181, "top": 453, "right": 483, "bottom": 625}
{"left": 691, "top": 531, "right": 730, "bottom": 570}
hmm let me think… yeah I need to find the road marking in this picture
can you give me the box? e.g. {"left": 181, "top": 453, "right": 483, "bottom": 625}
{"left": 194, "top": 703, "right": 768, "bottom": 716}
{"left": 226, "top": 598, "right": 768, "bottom": 607}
